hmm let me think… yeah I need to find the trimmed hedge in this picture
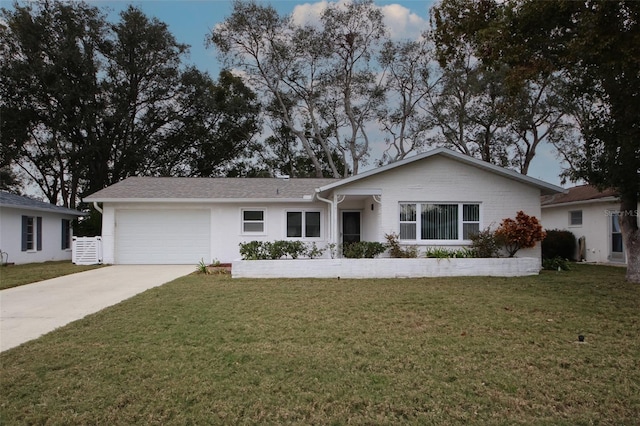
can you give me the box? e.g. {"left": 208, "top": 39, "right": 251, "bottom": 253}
{"left": 239, "top": 240, "right": 309, "bottom": 260}
{"left": 342, "top": 241, "right": 387, "bottom": 259}
{"left": 542, "top": 229, "right": 577, "bottom": 260}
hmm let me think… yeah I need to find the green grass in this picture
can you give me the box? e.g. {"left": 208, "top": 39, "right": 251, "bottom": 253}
{"left": 1, "top": 264, "right": 639, "bottom": 424}
{"left": 0, "top": 261, "right": 105, "bottom": 290}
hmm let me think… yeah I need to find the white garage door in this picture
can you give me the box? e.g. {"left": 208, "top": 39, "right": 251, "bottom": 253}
{"left": 115, "top": 209, "right": 210, "bottom": 264}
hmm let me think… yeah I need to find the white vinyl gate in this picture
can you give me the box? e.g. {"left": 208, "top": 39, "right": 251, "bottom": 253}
{"left": 72, "top": 236, "right": 103, "bottom": 265}
{"left": 114, "top": 209, "right": 210, "bottom": 264}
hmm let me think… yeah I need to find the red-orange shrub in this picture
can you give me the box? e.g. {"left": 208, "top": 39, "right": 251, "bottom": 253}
{"left": 495, "top": 211, "right": 546, "bottom": 257}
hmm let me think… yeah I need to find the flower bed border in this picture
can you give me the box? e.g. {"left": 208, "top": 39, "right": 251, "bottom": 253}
{"left": 232, "top": 257, "right": 540, "bottom": 279}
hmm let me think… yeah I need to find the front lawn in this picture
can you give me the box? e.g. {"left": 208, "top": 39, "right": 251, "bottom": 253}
{"left": 0, "top": 261, "right": 105, "bottom": 290}
{"left": 1, "top": 264, "right": 638, "bottom": 424}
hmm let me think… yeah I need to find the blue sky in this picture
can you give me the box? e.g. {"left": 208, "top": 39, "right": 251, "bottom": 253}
{"left": 89, "top": 0, "right": 563, "bottom": 185}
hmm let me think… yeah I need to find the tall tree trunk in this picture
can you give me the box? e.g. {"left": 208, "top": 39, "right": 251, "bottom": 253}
{"left": 624, "top": 231, "right": 640, "bottom": 284}
{"left": 619, "top": 197, "right": 640, "bottom": 283}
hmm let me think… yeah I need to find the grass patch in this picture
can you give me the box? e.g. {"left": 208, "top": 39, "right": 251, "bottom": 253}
{"left": 0, "top": 261, "right": 105, "bottom": 290}
{"left": 1, "top": 264, "right": 639, "bottom": 424}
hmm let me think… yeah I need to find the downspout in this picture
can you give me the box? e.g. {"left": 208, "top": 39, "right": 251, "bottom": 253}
{"left": 92, "top": 201, "right": 103, "bottom": 214}
{"left": 315, "top": 190, "right": 335, "bottom": 246}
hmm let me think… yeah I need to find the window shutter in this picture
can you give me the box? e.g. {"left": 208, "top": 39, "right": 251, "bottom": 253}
{"left": 37, "top": 216, "right": 43, "bottom": 251}
{"left": 61, "top": 220, "right": 68, "bottom": 249}
{"left": 21, "top": 216, "right": 28, "bottom": 251}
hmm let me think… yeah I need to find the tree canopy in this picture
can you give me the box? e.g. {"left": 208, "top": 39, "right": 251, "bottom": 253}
{"left": 0, "top": 1, "right": 261, "bottom": 209}
{"left": 210, "top": 0, "right": 386, "bottom": 178}
{"left": 210, "top": 0, "right": 580, "bottom": 177}
{"left": 3, "top": 0, "right": 586, "bottom": 198}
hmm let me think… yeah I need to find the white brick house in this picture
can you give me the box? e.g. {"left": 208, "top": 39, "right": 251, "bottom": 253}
{"left": 84, "top": 148, "right": 563, "bottom": 265}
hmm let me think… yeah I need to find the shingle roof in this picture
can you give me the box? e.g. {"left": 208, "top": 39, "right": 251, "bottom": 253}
{"left": 84, "top": 148, "right": 565, "bottom": 203}
{"left": 541, "top": 184, "right": 618, "bottom": 206}
{"left": 0, "top": 191, "right": 85, "bottom": 216}
{"left": 84, "top": 177, "right": 339, "bottom": 202}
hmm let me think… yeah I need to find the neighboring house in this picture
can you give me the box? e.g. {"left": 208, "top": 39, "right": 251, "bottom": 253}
{"left": 84, "top": 148, "right": 563, "bottom": 265}
{"left": 0, "top": 191, "right": 85, "bottom": 265}
{"left": 541, "top": 184, "right": 639, "bottom": 264}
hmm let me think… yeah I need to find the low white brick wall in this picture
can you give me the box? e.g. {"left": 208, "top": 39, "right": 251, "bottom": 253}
{"left": 232, "top": 258, "right": 541, "bottom": 279}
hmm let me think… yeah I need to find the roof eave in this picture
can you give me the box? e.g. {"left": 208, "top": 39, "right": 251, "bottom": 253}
{"left": 83, "top": 197, "right": 317, "bottom": 204}
{"left": 0, "top": 204, "right": 85, "bottom": 216}
{"left": 541, "top": 196, "right": 620, "bottom": 208}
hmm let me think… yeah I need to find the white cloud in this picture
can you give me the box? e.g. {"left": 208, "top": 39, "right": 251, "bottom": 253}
{"left": 380, "top": 4, "right": 429, "bottom": 40}
{"left": 290, "top": 1, "right": 429, "bottom": 40}
{"left": 290, "top": 1, "right": 330, "bottom": 27}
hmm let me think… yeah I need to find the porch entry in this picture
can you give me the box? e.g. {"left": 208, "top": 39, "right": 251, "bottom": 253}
{"left": 342, "top": 211, "right": 361, "bottom": 245}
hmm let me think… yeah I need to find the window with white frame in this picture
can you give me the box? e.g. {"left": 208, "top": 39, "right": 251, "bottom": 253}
{"left": 399, "top": 204, "right": 417, "bottom": 239}
{"left": 242, "top": 209, "right": 265, "bottom": 234}
{"left": 569, "top": 210, "right": 582, "bottom": 226}
{"left": 286, "top": 211, "right": 321, "bottom": 238}
{"left": 21, "top": 215, "right": 42, "bottom": 251}
{"left": 462, "top": 204, "right": 480, "bottom": 238}
{"left": 399, "top": 203, "right": 480, "bottom": 241}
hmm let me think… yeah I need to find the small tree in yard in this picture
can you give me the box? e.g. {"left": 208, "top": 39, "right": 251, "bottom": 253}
{"left": 469, "top": 227, "right": 502, "bottom": 258}
{"left": 495, "top": 211, "right": 546, "bottom": 257}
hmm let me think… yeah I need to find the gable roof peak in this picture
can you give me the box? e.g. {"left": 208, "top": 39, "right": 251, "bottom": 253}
{"left": 317, "top": 147, "right": 564, "bottom": 196}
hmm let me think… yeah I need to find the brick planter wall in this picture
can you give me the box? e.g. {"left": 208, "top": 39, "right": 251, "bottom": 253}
{"left": 232, "top": 258, "right": 540, "bottom": 279}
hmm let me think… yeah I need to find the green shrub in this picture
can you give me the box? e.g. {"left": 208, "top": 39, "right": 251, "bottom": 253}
{"left": 424, "top": 247, "right": 476, "bottom": 259}
{"left": 239, "top": 241, "right": 269, "bottom": 260}
{"left": 267, "top": 241, "right": 287, "bottom": 259}
{"left": 425, "top": 247, "right": 454, "bottom": 258}
{"left": 451, "top": 247, "right": 476, "bottom": 258}
{"left": 542, "top": 229, "right": 577, "bottom": 260}
{"left": 196, "top": 258, "right": 210, "bottom": 274}
{"left": 269, "top": 241, "right": 306, "bottom": 259}
{"left": 385, "top": 233, "right": 418, "bottom": 258}
{"left": 284, "top": 241, "right": 306, "bottom": 259}
{"left": 469, "top": 227, "right": 501, "bottom": 258}
{"left": 305, "top": 242, "right": 326, "bottom": 259}
{"left": 239, "top": 240, "right": 320, "bottom": 260}
{"left": 342, "top": 241, "right": 387, "bottom": 259}
{"left": 543, "top": 256, "right": 571, "bottom": 271}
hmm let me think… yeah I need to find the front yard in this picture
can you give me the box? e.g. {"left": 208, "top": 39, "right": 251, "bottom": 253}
{"left": 0, "top": 261, "right": 105, "bottom": 290}
{"left": 1, "top": 264, "right": 638, "bottom": 424}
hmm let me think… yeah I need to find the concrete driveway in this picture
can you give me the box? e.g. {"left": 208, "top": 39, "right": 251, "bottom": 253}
{"left": 0, "top": 265, "right": 194, "bottom": 352}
